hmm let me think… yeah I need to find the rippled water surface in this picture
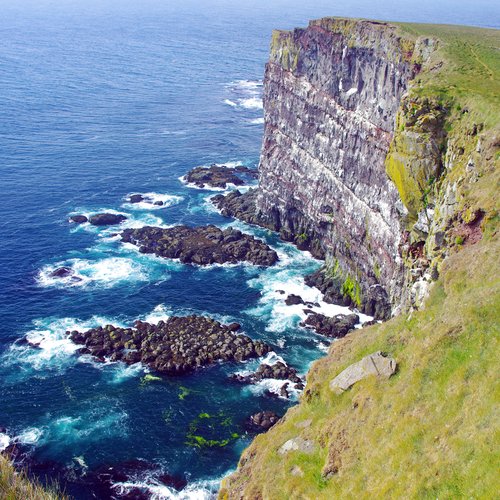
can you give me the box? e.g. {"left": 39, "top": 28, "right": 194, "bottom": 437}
{"left": 0, "top": 0, "right": 497, "bottom": 497}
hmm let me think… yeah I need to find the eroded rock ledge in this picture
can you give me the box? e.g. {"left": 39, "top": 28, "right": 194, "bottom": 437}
{"left": 184, "top": 164, "right": 257, "bottom": 189}
{"left": 68, "top": 316, "right": 270, "bottom": 374}
{"left": 120, "top": 225, "right": 278, "bottom": 266}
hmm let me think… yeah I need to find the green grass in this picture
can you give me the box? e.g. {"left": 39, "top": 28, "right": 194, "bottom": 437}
{"left": 221, "top": 19, "right": 500, "bottom": 499}
{"left": 397, "top": 23, "right": 500, "bottom": 128}
{"left": 0, "top": 455, "right": 67, "bottom": 500}
{"left": 222, "top": 227, "right": 500, "bottom": 499}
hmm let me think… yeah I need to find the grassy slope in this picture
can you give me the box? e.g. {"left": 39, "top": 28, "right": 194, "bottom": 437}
{"left": 0, "top": 454, "right": 67, "bottom": 500}
{"left": 222, "top": 21, "right": 499, "bottom": 499}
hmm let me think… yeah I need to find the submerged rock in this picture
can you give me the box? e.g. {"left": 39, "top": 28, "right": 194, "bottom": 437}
{"left": 89, "top": 213, "right": 127, "bottom": 226}
{"left": 49, "top": 266, "right": 74, "bottom": 278}
{"left": 301, "top": 312, "right": 359, "bottom": 338}
{"left": 185, "top": 164, "right": 257, "bottom": 189}
{"left": 330, "top": 351, "right": 397, "bottom": 393}
{"left": 68, "top": 316, "right": 270, "bottom": 375}
{"left": 83, "top": 459, "right": 188, "bottom": 498}
{"left": 120, "top": 225, "right": 278, "bottom": 266}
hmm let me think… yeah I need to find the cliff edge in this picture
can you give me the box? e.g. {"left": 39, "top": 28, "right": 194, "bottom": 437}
{"left": 220, "top": 18, "right": 499, "bottom": 498}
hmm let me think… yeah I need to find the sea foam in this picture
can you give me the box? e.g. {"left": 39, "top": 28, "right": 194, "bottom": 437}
{"left": 112, "top": 473, "right": 222, "bottom": 500}
{"left": 0, "top": 433, "right": 10, "bottom": 452}
{"left": 38, "top": 256, "right": 148, "bottom": 289}
{"left": 122, "top": 192, "right": 183, "bottom": 211}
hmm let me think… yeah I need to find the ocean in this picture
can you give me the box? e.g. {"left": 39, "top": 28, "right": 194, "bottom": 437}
{"left": 0, "top": 0, "right": 498, "bottom": 497}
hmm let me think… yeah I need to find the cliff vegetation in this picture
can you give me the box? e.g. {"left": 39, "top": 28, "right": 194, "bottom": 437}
{"left": 221, "top": 19, "right": 499, "bottom": 499}
{"left": 0, "top": 454, "right": 67, "bottom": 500}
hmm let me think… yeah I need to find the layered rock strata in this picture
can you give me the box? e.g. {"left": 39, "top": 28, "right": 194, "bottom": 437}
{"left": 215, "top": 19, "right": 441, "bottom": 316}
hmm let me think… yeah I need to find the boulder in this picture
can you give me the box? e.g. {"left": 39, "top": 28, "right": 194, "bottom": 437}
{"left": 301, "top": 312, "right": 359, "bottom": 338}
{"left": 285, "top": 294, "right": 304, "bottom": 306}
{"left": 89, "top": 213, "right": 127, "bottom": 226}
{"left": 330, "top": 351, "right": 397, "bottom": 394}
{"left": 230, "top": 361, "right": 303, "bottom": 386}
{"left": 128, "top": 194, "right": 145, "bottom": 203}
{"left": 248, "top": 411, "right": 280, "bottom": 431}
{"left": 278, "top": 436, "right": 316, "bottom": 455}
{"left": 69, "top": 215, "right": 88, "bottom": 224}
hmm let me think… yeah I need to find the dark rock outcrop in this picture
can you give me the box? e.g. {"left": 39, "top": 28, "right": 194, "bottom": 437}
{"left": 69, "top": 215, "right": 88, "bottom": 224}
{"left": 248, "top": 411, "right": 280, "bottom": 432}
{"left": 120, "top": 225, "right": 278, "bottom": 266}
{"left": 89, "top": 213, "right": 127, "bottom": 226}
{"left": 301, "top": 313, "right": 359, "bottom": 338}
{"left": 128, "top": 194, "right": 145, "bottom": 203}
{"left": 49, "top": 267, "right": 73, "bottom": 278}
{"left": 68, "top": 316, "right": 270, "bottom": 375}
{"left": 212, "top": 189, "right": 324, "bottom": 256}
{"left": 185, "top": 164, "right": 257, "bottom": 189}
{"left": 285, "top": 294, "right": 304, "bottom": 306}
{"left": 304, "top": 268, "right": 391, "bottom": 320}
{"left": 231, "top": 361, "right": 304, "bottom": 390}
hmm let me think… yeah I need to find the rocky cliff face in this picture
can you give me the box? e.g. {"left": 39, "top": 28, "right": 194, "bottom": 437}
{"left": 220, "top": 19, "right": 499, "bottom": 500}
{"left": 252, "top": 18, "right": 437, "bottom": 316}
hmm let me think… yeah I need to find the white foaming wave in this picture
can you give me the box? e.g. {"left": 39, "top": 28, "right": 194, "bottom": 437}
{"left": 245, "top": 378, "right": 301, "bottom": 401}
{"left": 122, "top": 193, "right": 183, "bottom": 211}
{"left": 37, "top": 257, "right": 148, "bottom": 289}
{"left": 248, "top": 117, "right": 264, "bottom": 125}
{"left": 107, "top": 362, "right": 145, "bottom": 384}
{"left": 2, "top": 315, "right": 125, "bottom": 376}
{"left": 232, "top": 350, "right": 286, "bottom": 378}
{"left": 239, "top": 235, "right": 373, "bottom": 333}
{"left": 238, "top": 97, "right": 263, "bottom": 110}
{"left": 0, "top": 433, "right": 10, "bottom": 451}
{"left": 113, "top": 475, "right": 221, "bottom": 500}
{"left": 114, "top": 212, "right": 172, "bottom": 232}
{"left": 247, "top": 271, "right": 371, "bottom": 333}
{"left": 16, "top": 427, "right": 44, "bottom": 445}
{"left": 223, "top": 99, "right": 238, "bottom": 107}
{"left": 260, "top": 351, "right": 286, "bottom": 366}
{"left": 142, "top": 304, "right": 171, "bottom": 324}
{"left": 229, "top": 79, "right": 263, "bottom": 91}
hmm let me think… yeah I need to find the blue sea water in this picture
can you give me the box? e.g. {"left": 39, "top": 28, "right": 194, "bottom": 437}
{"left": 0, "top": 0, "right": 498, "bottom": 497}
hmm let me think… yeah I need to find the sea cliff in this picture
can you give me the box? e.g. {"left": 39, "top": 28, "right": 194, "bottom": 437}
{"left": 220, "top": 18, "right": 499, "bottom": 498}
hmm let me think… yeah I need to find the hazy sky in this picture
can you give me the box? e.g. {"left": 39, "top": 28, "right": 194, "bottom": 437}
{"left": 0, "top": 0, "right": 498, "bottom": 30}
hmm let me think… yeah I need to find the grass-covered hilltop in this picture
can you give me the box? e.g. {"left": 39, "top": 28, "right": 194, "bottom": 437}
{"left": 220, "top": 19, "right": 500, "bottom": 499}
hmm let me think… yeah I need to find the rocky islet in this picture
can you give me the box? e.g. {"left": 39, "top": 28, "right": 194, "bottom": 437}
{"left": 120, "top": 224, "right": 279, "bottom": 266}
{"left": 184, "top": 164, "right": 258, "bottom": 189}
{"left": 69, "top": 213, "right": 128, "bottom": 226}
{"left": 67, "top": 316, "right": 271, "bottom": 375}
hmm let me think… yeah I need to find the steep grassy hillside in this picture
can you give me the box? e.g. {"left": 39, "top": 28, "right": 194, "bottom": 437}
{"left": 221, "top": 20, "right": 499, "bottom": 499}
{"left": 0, "top": 455, "right": 67, "bottom": 500}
